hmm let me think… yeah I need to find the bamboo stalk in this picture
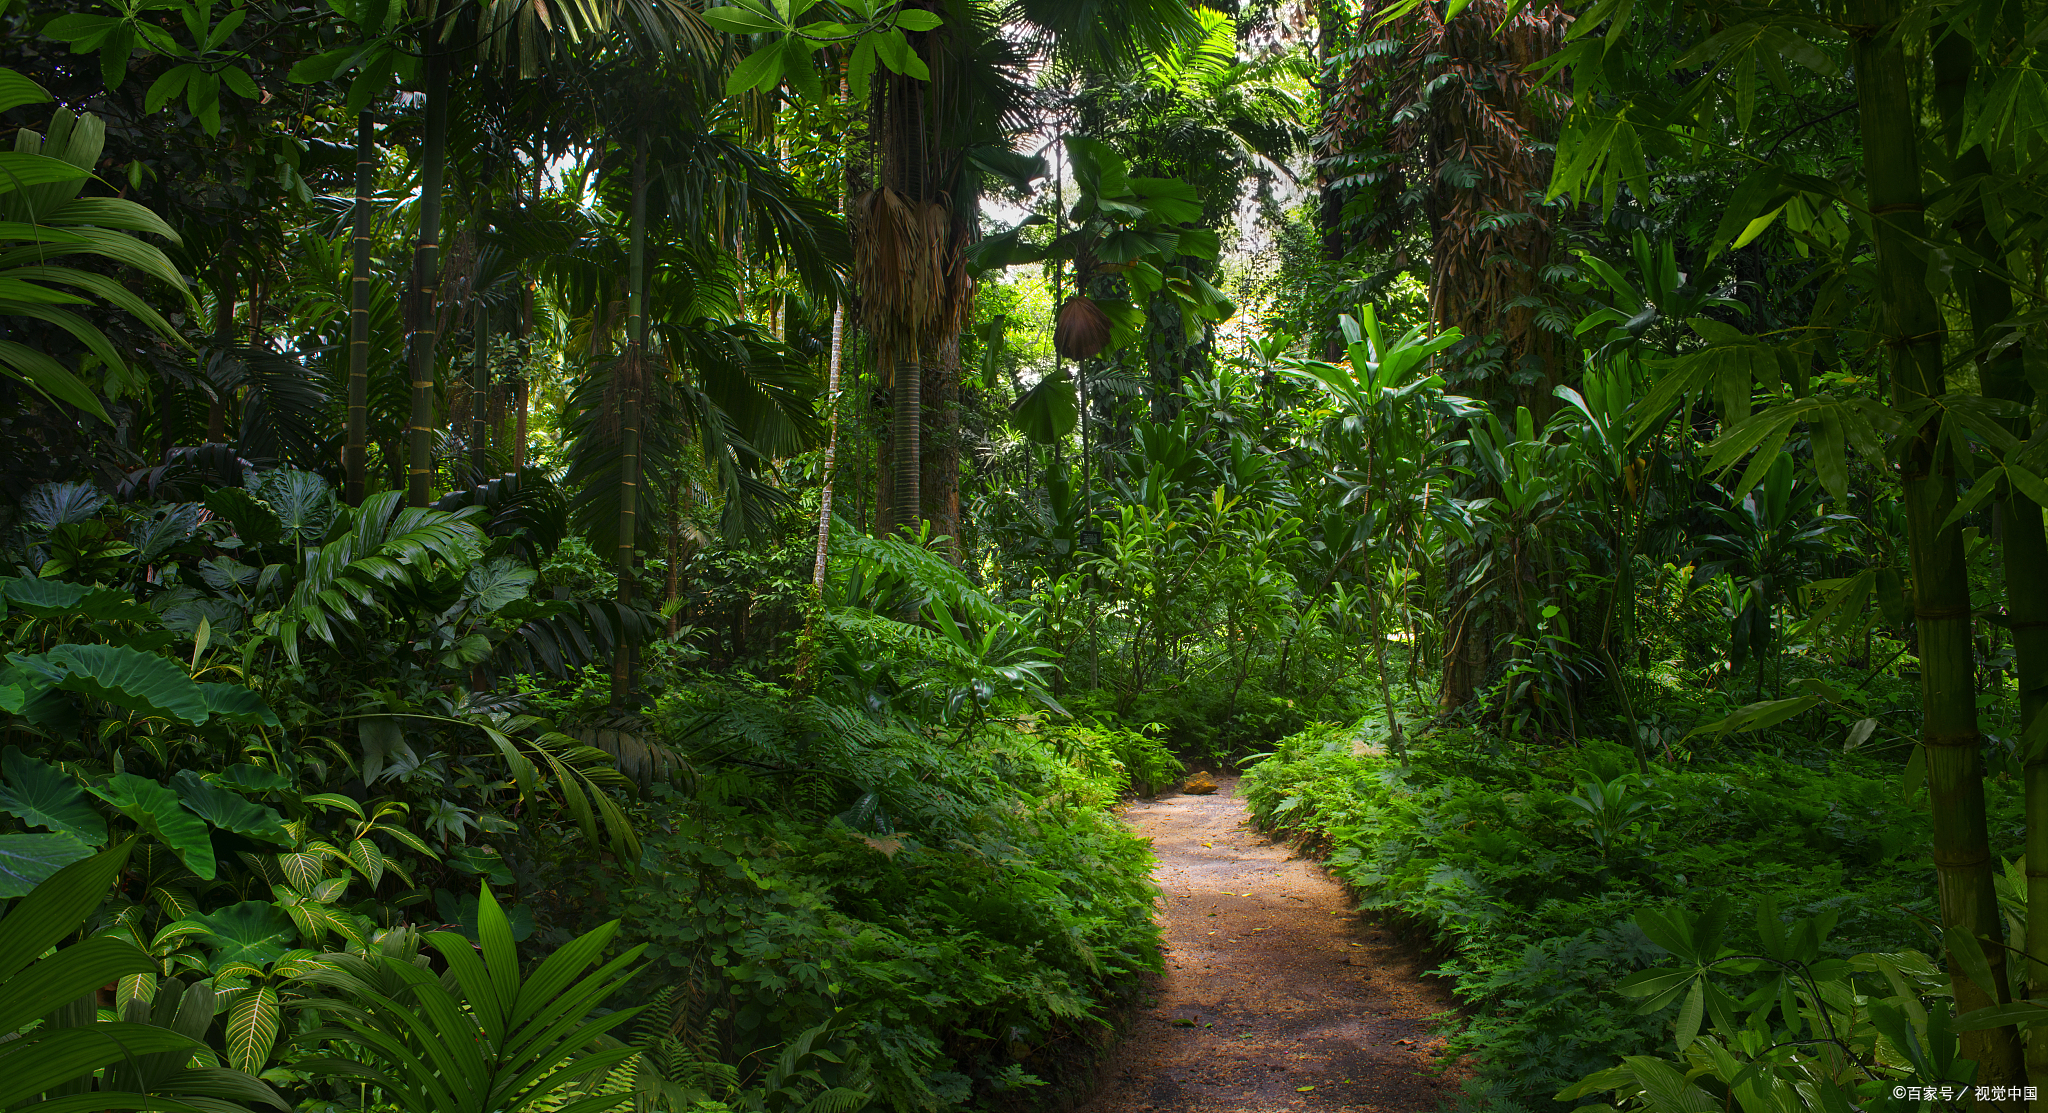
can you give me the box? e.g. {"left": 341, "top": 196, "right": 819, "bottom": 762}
{"left": 1854, "top": 0, "right": 2021, "bottom": 1083}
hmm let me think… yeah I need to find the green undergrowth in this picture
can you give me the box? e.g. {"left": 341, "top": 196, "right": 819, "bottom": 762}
{"left": 1241, "top": 719, "right": 2012, "bottom": 1112}
{"left": 609, "top": 679, "right": 1170, "bottom": 1112}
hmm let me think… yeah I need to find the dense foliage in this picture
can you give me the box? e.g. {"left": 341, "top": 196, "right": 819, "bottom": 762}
{"left": 11, "top": 0, "right": 2048, "bottom": 1107}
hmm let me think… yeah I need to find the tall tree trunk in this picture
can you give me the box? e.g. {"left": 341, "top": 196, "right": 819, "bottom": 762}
{"left": 470, "top": 296, "right": 491, "bottom": 478}
{"left": 889, "top": 346, "right": 920, "bottom": 536}
{"left": 405, "top": 23, "right": 449, "bottom": 508}
{"left": 1855, "top": 0, "right": 2021, "bottom": 1083}
{"left": 922, "top": 335, "right": 961, "bottom": 562}
{"left": 514, "top": 280, "right": 532, "bottom": 470}
{"left": 1934, "top": 10, "right": 2047, "bottom": 1091}
{"left": 813, "top": 302, "right": 847, "bottom": 592}
{"left": 344, "top": 110, "right": 374, "bottom": 506}
{"left": 207, "top": 249, "right": 233, "bottom": 443}
{"left": 611, "top": 147, "right": 649, "bottom": 708}
{"left": 813, "top": 72, "right": 851, "bottom": 593}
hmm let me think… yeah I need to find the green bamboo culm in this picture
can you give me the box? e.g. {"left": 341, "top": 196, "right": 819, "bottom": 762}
{"left": 1933, "top": 5, "right": 2048, "bottom": 1091}
{"left": 611, "top": 144, "right": 648, "bottom": 707}
{"left": 344, "top": 110, "right": 374, "bottom": 507}
{"left": 405, "top": 9, "right": 449, "bottom": 509}
{"left": 1853, "top": 0, "right": 2024, "bottom": 1085}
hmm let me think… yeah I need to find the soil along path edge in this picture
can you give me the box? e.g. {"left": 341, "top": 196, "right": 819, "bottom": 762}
{"left": 1078, "top": 772, "right": 1464, "bottom": 1113}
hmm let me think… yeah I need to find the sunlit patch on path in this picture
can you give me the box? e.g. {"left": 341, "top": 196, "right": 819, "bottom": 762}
{"left": 1078, "top": 773, "right": 1466, "bottom": 1113}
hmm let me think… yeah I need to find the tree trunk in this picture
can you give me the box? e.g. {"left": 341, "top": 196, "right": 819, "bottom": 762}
{"left": 813, "top": 302, "right": 847, "bottom": 592}
{"left": 1935, "top": 9, "right": 2046, "bottom": 1090}
{"left": 922, "top": 334, "right": 961, "bottom": 563}
{"left": 889, "top": 346, "right": 920, "bottom": 536}
{"left": 611, "top": 146, "right": 649, "bottom": 708}
{"left": 1855, "top": 0, "right": 2020, "bottom": 1083}
{"left": 405, "top": 26, "right": 450, "bottom": 507}
{"left": 207, "top": 249, "right": 233, "bottom": 443}
{"left": 344, "top": 110, "right": 374, "bottom": 506}
{"left": 514, "top": 280, "right": 532, "bottom": 470}
{"left": 470, "top": 297, "right": 490, "bottom": 478}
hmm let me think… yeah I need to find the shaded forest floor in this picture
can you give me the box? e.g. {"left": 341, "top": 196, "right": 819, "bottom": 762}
{"left": 1077, "top": 772, "right": 1468, "bottom": 1113}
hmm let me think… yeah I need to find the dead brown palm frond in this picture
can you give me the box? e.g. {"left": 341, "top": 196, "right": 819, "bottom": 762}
{"left": 851, "top": 187, "right": 954, "bottom": 352}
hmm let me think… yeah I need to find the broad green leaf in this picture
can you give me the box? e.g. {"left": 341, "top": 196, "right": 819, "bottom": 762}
{"left": 1010, "top": 367, "right": 1077, "bottom": 445}
{"left": 186, "top": 901, "right": 294, "bottom": 970}
{"left": 0, "top": 935, "right": 152, "bottom": 1034}
{"left": 0, "top": 151, "right": 92, "bottom": 190}
{"left": 0, "top": 577, "right": 154, "bottom": 623}
{"left": 0, "top": 746, "right": 106, "bottom": 843}
{"left": 1956, "top": 1000, "right": 2048, "bottom": 1031}
{"left": 170, "top": 771, "right": 289, "bottom": 845}
{"left": 92, "top": 774, "right": 217, "bottom": 879}
{"left": 224, "top": 984, "right": 280, "bottom": 1072}
{"left": 781, "top": 35, "right": 823, "bottom": 100}
{"left": 0, "top": 841, "right": 133, "bottom": 982}
{"left": 0, "top": 831, "right": 95, "bottom": 898}
{"left": 197, "top": 683, "right": 279, "bottom": 728}
{"left": 725, "top": 43, "right": 784, "bottom": 97}
{"left": 0, "top": 67, "right": 51, "bottom": 114}
{"left": 216, "top": 764, "right": 293, "bottom": 795}
{"left": 19, "top": 643, "right": 211, "bottom": 725}
{"left": 702, "top": 5, "right": 782, "bottom": 32}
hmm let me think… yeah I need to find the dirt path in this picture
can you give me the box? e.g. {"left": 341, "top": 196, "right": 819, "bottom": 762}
{"left": 1077, "top": 773, "right": 1465, "bottom": 1113}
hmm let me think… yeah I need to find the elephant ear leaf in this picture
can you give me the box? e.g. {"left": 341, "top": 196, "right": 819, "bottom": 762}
{"left": 203, "top": 487, "right": 284, "bottom": 548}
{"left": 0, "top": 746, "right": 106, "bottom": 843}
{"left": 170, "top": 770, "right": 289, "bottom": 845}
{"left": 197, "top": 682, "right": 278, "bottom": 728}
{"left": 15, "top": 644, "right": 211, "bottom": 726}
{"left": 0, "top": 577, "right": 155, "bottom": 624}
{"left": 186, "top": 900, "right": 295, "bottom": 970}
{"left": 0, "top": 832, "right": 95, "bottom": 899}
{"left": 91, "top": 774, "right": 216, "bottom": 879}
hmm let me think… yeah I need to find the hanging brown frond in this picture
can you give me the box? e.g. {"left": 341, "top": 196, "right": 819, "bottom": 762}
{"left": 850, "top": 187, "right": 951, "bottom": 356}
{"left": 1054, "top": 296, "right": 1113, "bottom": 360}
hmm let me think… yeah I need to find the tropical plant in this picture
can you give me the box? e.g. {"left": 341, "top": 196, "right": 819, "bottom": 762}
{"left": 293, "top": 885, "right": 647, "bottom": 1113}
{"left": 0, "top": 69, "right": 190, "bottom": 421}
{"left": 0, "top": 842, "right": 287, "bottom": 1113}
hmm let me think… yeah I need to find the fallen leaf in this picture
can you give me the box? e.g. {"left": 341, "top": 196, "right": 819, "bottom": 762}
{"left": 1297, "top": 1086, "right": 1316, "bottom": 1092}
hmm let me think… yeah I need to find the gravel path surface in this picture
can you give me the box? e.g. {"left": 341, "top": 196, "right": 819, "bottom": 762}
{"left": 1075, "top": 772, "right": 1467, "bottom": 1113}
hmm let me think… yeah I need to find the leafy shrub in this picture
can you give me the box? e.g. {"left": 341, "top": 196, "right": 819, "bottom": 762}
{"left": 1243, "top": 720, "right": 1956, "bottom": 1110}
{"left": 618, "top": 682, "right": 1162, "bottom": 1111}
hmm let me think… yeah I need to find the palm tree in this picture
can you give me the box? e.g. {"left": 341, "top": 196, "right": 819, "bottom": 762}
{"left": 849, "top": 0, "right": 1200, "bottom": 546}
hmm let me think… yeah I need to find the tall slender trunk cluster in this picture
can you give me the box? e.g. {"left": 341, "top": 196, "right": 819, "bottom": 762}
{"left": 344, "top": 111, "right": 375, "bottom": 506}
{"left": 1932, "top": 2, "right": 2048, "bottom": 1088}
{"left": 1854, "top": 0, "right": 2022, "bottom": 1083}
{"left": 610, "top": 146, "right": 650, "bottom": 706}
{"left": 405, "top": 28, "right": 450, "bottom": 508}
